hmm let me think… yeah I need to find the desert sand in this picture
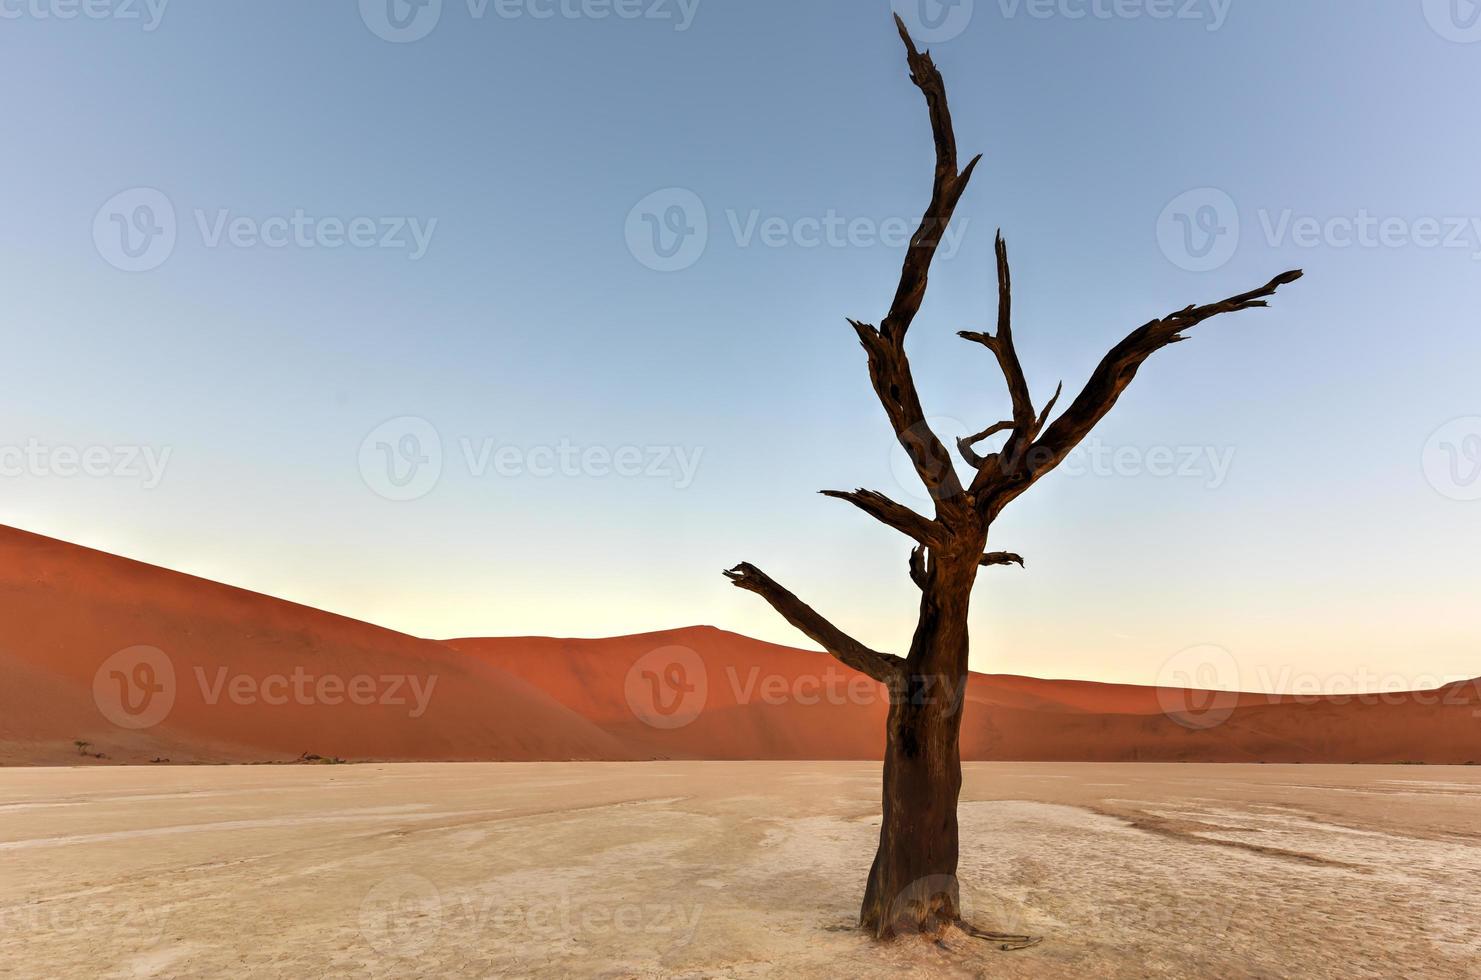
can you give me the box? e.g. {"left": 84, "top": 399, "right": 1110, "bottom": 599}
{"left": 4, "top": 524, "right": 1478, "bottom": 767}
{"left": 1, "top": 762, "right": 1477, "bottom": 978}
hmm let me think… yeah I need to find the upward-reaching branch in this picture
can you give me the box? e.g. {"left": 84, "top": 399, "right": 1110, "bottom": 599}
{"left": 879, "top": 15, "right": 983, "bottom": 345}
{"left": 974, "top": 269, "right": 1304, "bottom": 512}
{"left": 848, "top": 16, "right": 984, "bottom": 513}
{"left": 958, "top": 233, "right": 1039, "bottom": 473}
{"left": 723, "top": 563, "right": 905, "bottom": 684}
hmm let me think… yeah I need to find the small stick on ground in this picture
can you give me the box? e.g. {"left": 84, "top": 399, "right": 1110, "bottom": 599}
{"left": 957, "top": 920, "right": 1042, "bottom": 952}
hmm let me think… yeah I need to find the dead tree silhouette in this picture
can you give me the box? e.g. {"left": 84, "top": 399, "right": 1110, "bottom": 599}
{"left": 724, "top": 15, "right": 1302, "bottom": 944}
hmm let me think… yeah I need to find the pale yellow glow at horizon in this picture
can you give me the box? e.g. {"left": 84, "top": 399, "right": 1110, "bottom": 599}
{"left": 14, "top": 511, "right": 1476, "bottom": 698}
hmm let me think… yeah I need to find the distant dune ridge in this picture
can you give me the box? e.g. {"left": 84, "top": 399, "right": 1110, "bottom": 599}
{"left": 1, "top": 524, "right": 1476, "bottom": 766}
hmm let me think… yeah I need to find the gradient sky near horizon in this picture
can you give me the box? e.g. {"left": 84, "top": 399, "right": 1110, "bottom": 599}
{"left": 3, "top": 0, "right": 1479, "bottom": 693}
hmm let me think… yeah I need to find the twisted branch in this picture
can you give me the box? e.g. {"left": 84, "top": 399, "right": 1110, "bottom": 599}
{"left": 723, "top": 564, "right": 905, "bottom": 683}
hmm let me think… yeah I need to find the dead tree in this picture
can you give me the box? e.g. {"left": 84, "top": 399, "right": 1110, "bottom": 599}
{"left": 724, "top": 16, "right": 1302, "bottom": 943}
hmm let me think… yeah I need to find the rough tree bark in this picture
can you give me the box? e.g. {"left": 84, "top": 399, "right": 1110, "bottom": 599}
{"left": 725, "top": 16, "right": 1302, "bottom": 946}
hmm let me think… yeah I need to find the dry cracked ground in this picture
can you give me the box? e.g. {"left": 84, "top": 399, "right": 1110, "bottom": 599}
{"left": 1, "top": 762, "right": 1478, "bottom": 978}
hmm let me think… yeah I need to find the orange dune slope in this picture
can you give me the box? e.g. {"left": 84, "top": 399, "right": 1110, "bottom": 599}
{"left": 1, "top": 524, "right": 1475, "bottom": 765}
{"left": 452, "top": 631, "right": 1481, "bottom": 764}
{"left": 0, "top": 526, "right": 628, "bottom": 765}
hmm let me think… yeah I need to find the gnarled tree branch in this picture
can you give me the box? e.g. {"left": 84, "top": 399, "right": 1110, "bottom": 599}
{"left": 880, "top": 15, "right": 982, "bottom": 345}
{"left": 723, "top": 563, "right": 905, "bottom": 684}
{"left": 957, "top": 420, "right": 1013, "bottom": 468}
{"left": 821, "top": 488, "right": 945, "bottom": 546}
{"left": 849, "top": 319, "right": 966, "bottom": 506}
{"left": 1030, "top": 381, "right": 1064, "bottom": 440}
{"left": 843, "top": 17, "right": 984, "bottom": 512}
{"left": 958, "top": 234, "right": 1035, "bottom": 427}
{"left": 958, "top": 233, "right": 1044, "bottom": 483}
{"left": 975, "top": 269, "right": 1304, "bottom": 512}
{"left": 979, "top": 552, "right": 1025, "bottom": 568}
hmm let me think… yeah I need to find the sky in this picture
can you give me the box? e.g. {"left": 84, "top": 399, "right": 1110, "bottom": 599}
{"left": 2, "top": 0, "right": 1479, "bottom": 693}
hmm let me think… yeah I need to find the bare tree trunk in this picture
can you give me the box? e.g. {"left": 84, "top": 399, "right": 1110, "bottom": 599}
{"left": 860, "top": 555, "right": 972, "bottom": 937}
{"left": 861, "top": 682, "right": 964, "bottom": 935}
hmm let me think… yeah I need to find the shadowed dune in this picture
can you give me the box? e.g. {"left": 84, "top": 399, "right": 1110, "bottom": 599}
{"left": 2, "top": 524, "right": 1476, "bottom": 765}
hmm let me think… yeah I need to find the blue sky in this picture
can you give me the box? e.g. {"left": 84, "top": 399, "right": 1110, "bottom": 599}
{"left": 3, "top": 0, "right": 1479, "bottom": 691}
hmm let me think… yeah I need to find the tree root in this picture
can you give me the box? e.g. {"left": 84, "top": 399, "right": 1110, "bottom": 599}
{"left": 956, "top": 920, "right": 1042, "bottom": 952}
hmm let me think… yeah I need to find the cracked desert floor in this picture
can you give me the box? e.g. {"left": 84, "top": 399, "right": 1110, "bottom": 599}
{"left": 1, "top": 762, "right": 1478, "bottom": 978}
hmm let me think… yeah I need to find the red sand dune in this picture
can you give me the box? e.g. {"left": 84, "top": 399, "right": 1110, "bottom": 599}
{"left": 453, "top": 632, "right": 1481, "bottom": 764}
{"left": 0, "top": 525, "right": 627, "bottom": 765}
{"left": 2, "top": 524, "right": 1476, "bottom": 765}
